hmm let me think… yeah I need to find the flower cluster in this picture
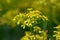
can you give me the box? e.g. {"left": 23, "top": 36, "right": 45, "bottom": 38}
{"left": 13, "top": 8, "right": 48, "bottom": 29}
{"left": 53, "top": 25, "right": 60, "bottom": 40}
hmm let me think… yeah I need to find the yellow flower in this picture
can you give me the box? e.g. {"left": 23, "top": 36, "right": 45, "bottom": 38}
{"left": 39, "top": 31, "right": 42, "bottom": 33}
{"left": 55, "top": 25, "right": 60, "bottom": 28}
{"left": 21, "top": 25, "right": 26, "bottom": 29}
{"left": 35, "top": 34, "right": 41, "bottom": 39}
{"left": 42, "top": 15, "right": 48, "bottom": 21}
{"left": 33, "top": 10, "right": 40, "bottom": 13}
{"left": 27, "top": 8, "right": 33, "bottom": 11}
{"left": 25, "top": 31, "right": 31, "bottom": 36}
{"left": 34, "top": 26, "right": 41, "bottom": 32}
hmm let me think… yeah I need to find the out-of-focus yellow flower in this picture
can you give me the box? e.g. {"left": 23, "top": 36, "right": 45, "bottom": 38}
{"left": 39, "top": 31, "right": 42, "bottom": 33}
{"left": 35, "top": 34, "right": 41, "bottom": 40}
{"left": 33, "top": 26, "right": 41, "bottom": 32}
{"left": 17, "top": 20, "right": 20, "bottom": 25}
{"left": 21, "top": 31, "right": 32, "bottom": 40}
{"left": 25, "top": 31, "right": 31, "bottom": 36}
{"left": 42, "top": 15, "right": 48, "bottom": 21}
{"left": 33, "top": 10, "right": 40, "bottom": 13}
{"left": 21, "top": 25, "right": 26, "bottom": 29}
{"left": 27, "top": 8, "right": 33, "bottom": 11}
{"left": 54, "top": 25, "right": 60, "bottom": 40}
{"left": 54, "top": 25, "right": 60, "bottom": 28}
